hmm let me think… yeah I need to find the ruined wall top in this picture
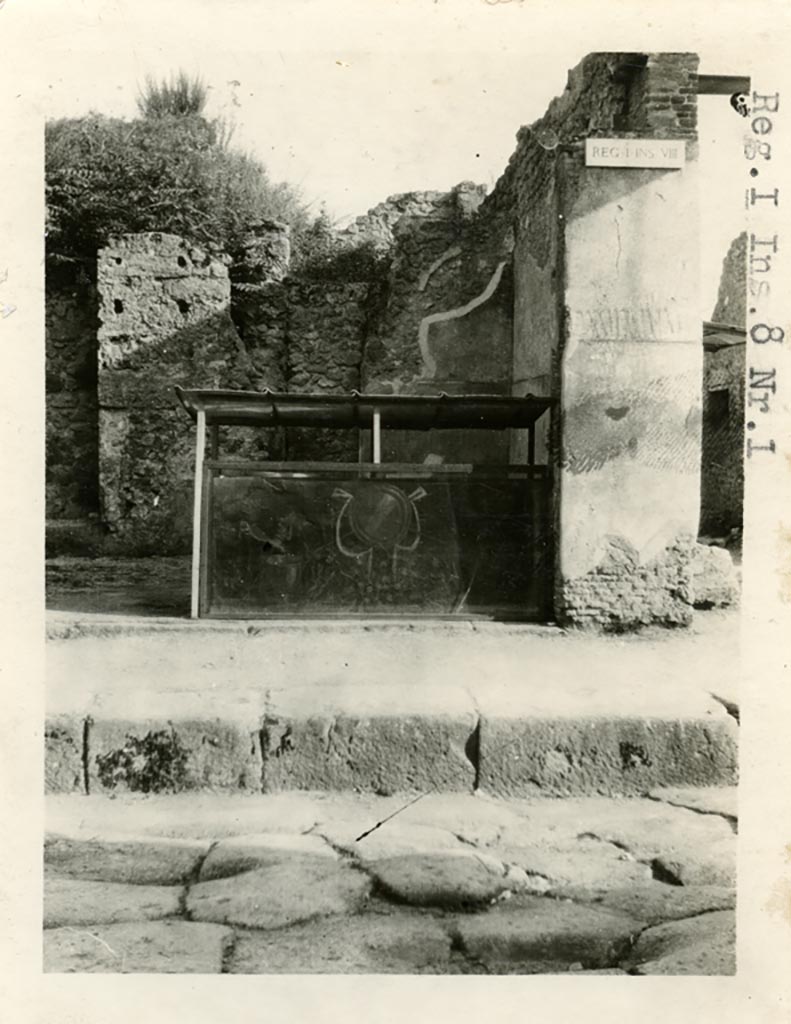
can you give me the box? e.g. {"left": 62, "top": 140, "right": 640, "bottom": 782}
{"left": 98, "top": 232, "right": 231, "bottom": 279}
{"left": 484, "top": 51, "right": 699, "bottom": 220}
{"left": 711, "top": 233, "right": 747, "bottom": 329}
{"left": 341, "top": 182, "right": 488, "bottom": 250}
{"left": 236, "top": 219, "right": 292, "bottom": 286}
{"left": 97, "top": 233, "right": 233, "bottom": 371}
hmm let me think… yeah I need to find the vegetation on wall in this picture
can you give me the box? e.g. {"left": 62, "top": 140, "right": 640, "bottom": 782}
{"left": 45, "top": 72, "right": 312, "bottom": 274}
{"left": 136, "top": 71, "right": 210, "bottom": 119}
{"left": 292, "top": 210, "right": 392, "bottom": 284}
{"left": 94, "top": 729, "right": 190, "bottom": 793}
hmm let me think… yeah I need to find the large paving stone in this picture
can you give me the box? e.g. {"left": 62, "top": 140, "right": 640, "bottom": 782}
{"left": 187, "top": 857, "right": 372, "bottom": 929}
{"left": 229, "top": 910, "right": 453, "bottom": 974}
{"left": 649, "top": 786, "right": 737, "bottom": 826}
{"left": 320, "top": 820, "right": 467, "bottom": 862}
{"left": 199, "top": 833, "right": 337, "bottom": 881}
{"left": 45, "top": 833, "right": 211, "bottom": 885}
{"left": 44, "top": 877, "right": 182, "bottom": 927}
{"left": 626, "top": 910, "right": 736, "bottom": 975}
{"left": 44, "top": 715, "right": 84, "bottom": 794}
{"left": 555, "top": 882, "right": 735, "bottom": 925}
{"left": 88, "top": 718, "right": 263, "bottom": 795}
{"left": 455, "top": 897, "right": 645, "bottom": 970}
{"left": 491, "top": 798, "right": 736, "bottom": 886}
{"left": 566, "top": 968, "right": 628, "bottom": 975}
{"left": 650, "top": 835, "right": 735, "bottom": 887}
{"left": 369, "top": 852, "right": 508, "bottom": 909}
{"left": 46, "top": 792, "right": 323, "bottom": 839}
{"left": 43, "top": 920, "right": 233, "bottom": 973}
{"left": 390, "top": 793, "right": 524, "bottom": 846}
{"left": 478, "top": 715, "right": 738, "bottom": 797}
{"left": 487, "top": 834, "right": 652, "bottom": 890}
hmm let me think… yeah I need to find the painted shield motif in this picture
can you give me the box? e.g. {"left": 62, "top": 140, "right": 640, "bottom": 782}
{"left": 345, "top": 483, "right": 412, "bottom": 550}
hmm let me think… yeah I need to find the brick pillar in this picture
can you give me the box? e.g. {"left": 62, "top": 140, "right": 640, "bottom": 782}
{"left": 555, "top": 53, "right": 702, "bottom": 626}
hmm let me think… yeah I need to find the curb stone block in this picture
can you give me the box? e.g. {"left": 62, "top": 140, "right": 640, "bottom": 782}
{"left": 88, "top": 718, "right": 263, "bottom": 794}
{"left": 626, "top": 909, "right": 736, "bottom": 975}
{"left": 43, "top": 920, "right": 233, "bottom": 973}
{"left": 44, "top": 834, "right": 211, "bottom": 885}
{"left": 478, "top": 716, "right": 738, "bottom": 796}
{"left": 261, "top": 713, "right": 476, "bottom": 793}
{"left": 187, "top": 857, "right": 372, "bottom": 929}
{"left": 44, "top": 877, "right": 183, "bottom": 927}
{"left": 45, "top": 716, "right": 84, "bottom": 794}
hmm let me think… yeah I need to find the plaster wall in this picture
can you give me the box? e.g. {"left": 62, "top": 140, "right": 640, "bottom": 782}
{"left": 558, "top": 152, "right": 701, "bottom": 625}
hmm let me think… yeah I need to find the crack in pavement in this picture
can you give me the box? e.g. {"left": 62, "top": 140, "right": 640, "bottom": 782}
{"left": 646, "top": 794, "right": 738, "bottom": 833}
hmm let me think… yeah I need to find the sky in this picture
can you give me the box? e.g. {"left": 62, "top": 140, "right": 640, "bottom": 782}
{"left": 2, "top": 0, "right": 771, "bottom": 315}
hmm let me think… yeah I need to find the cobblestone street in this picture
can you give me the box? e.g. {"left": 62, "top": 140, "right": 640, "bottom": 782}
{"left": 44, "top": 787, "right": 736, "bottom": 975}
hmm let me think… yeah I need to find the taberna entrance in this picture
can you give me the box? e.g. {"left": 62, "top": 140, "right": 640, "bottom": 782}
{"left": 176, "top": 386, "right": 556, "bottom": 621}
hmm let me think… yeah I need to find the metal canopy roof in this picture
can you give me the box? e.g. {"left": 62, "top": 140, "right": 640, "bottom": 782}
{"left": 703, "top": 321, "right": 746, "bottom": 352}
{"left": 175, "top": 386, "right": 554, "bottom": 430}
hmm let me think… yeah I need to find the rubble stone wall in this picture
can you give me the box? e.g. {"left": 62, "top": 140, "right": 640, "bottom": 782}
{"left": 701, "top": 343, "right": 745, "bottom": 535}
{"left": 701, "top": 232, "right": 746, "bottom": 536}
{"left": 711, "top": 232, "right": 747, "bottom": 329}
{"left": 46, "top": 271, "right": 100, "bottom": 520}
{"left": 96, "top": 233, "right": 261, "bottom": 553}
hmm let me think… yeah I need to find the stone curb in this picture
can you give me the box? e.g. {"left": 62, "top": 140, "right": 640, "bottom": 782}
{"left": 45, "top": 707, "right": 738, "bottom": 797}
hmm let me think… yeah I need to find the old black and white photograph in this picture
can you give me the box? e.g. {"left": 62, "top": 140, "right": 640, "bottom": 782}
{"left": 1, "top": 0, "right": 791, "bottom": 1012}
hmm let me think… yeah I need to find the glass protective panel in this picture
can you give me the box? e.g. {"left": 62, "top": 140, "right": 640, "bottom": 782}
{"left": 205, "top": 467, "right": 550, "bottom": 619}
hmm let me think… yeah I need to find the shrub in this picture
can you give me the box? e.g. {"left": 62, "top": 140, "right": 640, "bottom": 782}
{"left": 95, "top": 729, "right": 190, "bottom": 793}
{"left": 137, "top": 71, "right": 209, "bottom": 119}
{"left": 46, "top": 109, "right": 312, "bottom": 272}
{"left": 291, "top": 209, "right": 391, "bottom": 283}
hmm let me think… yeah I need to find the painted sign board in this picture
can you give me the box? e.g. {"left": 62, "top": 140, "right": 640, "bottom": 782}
{"left": 585, "top": 138, "right": 686, "bottom": 169}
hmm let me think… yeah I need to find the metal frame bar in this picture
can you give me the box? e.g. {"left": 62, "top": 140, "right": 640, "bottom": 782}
{"left": 372, "top": 409, "right": 381, "bottom": 464}
{"left": 190, "top": 409, "right": 206, "bottom": 619}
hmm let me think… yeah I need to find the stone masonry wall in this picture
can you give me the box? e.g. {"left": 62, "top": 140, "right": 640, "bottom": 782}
{"left": 235, "top": 185, "right": 518, "bottom": 468}
{"left": 711, "top": 233, "right": 747, "bottom": 328}
{"left": 97, "top": 233, "right": 262, "bottom": 553}
{"left": 285, "top": 280, "right": 370, "bottom": 463}
{"left": 46, "top": 269, "right": 100, "bottom": 520}
{"left": 701, "top": 233, "right": 746, "bottom": 535}
{"left": 357, "top": 184, "right": 515, "bottom": 464}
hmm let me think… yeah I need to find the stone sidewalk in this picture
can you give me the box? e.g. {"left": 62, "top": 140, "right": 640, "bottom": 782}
{"left": 46, "top": 609, "right": 740, "bottom": 798}
{"left": 44, "top": 787, "right": 736, "bottom": 975}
